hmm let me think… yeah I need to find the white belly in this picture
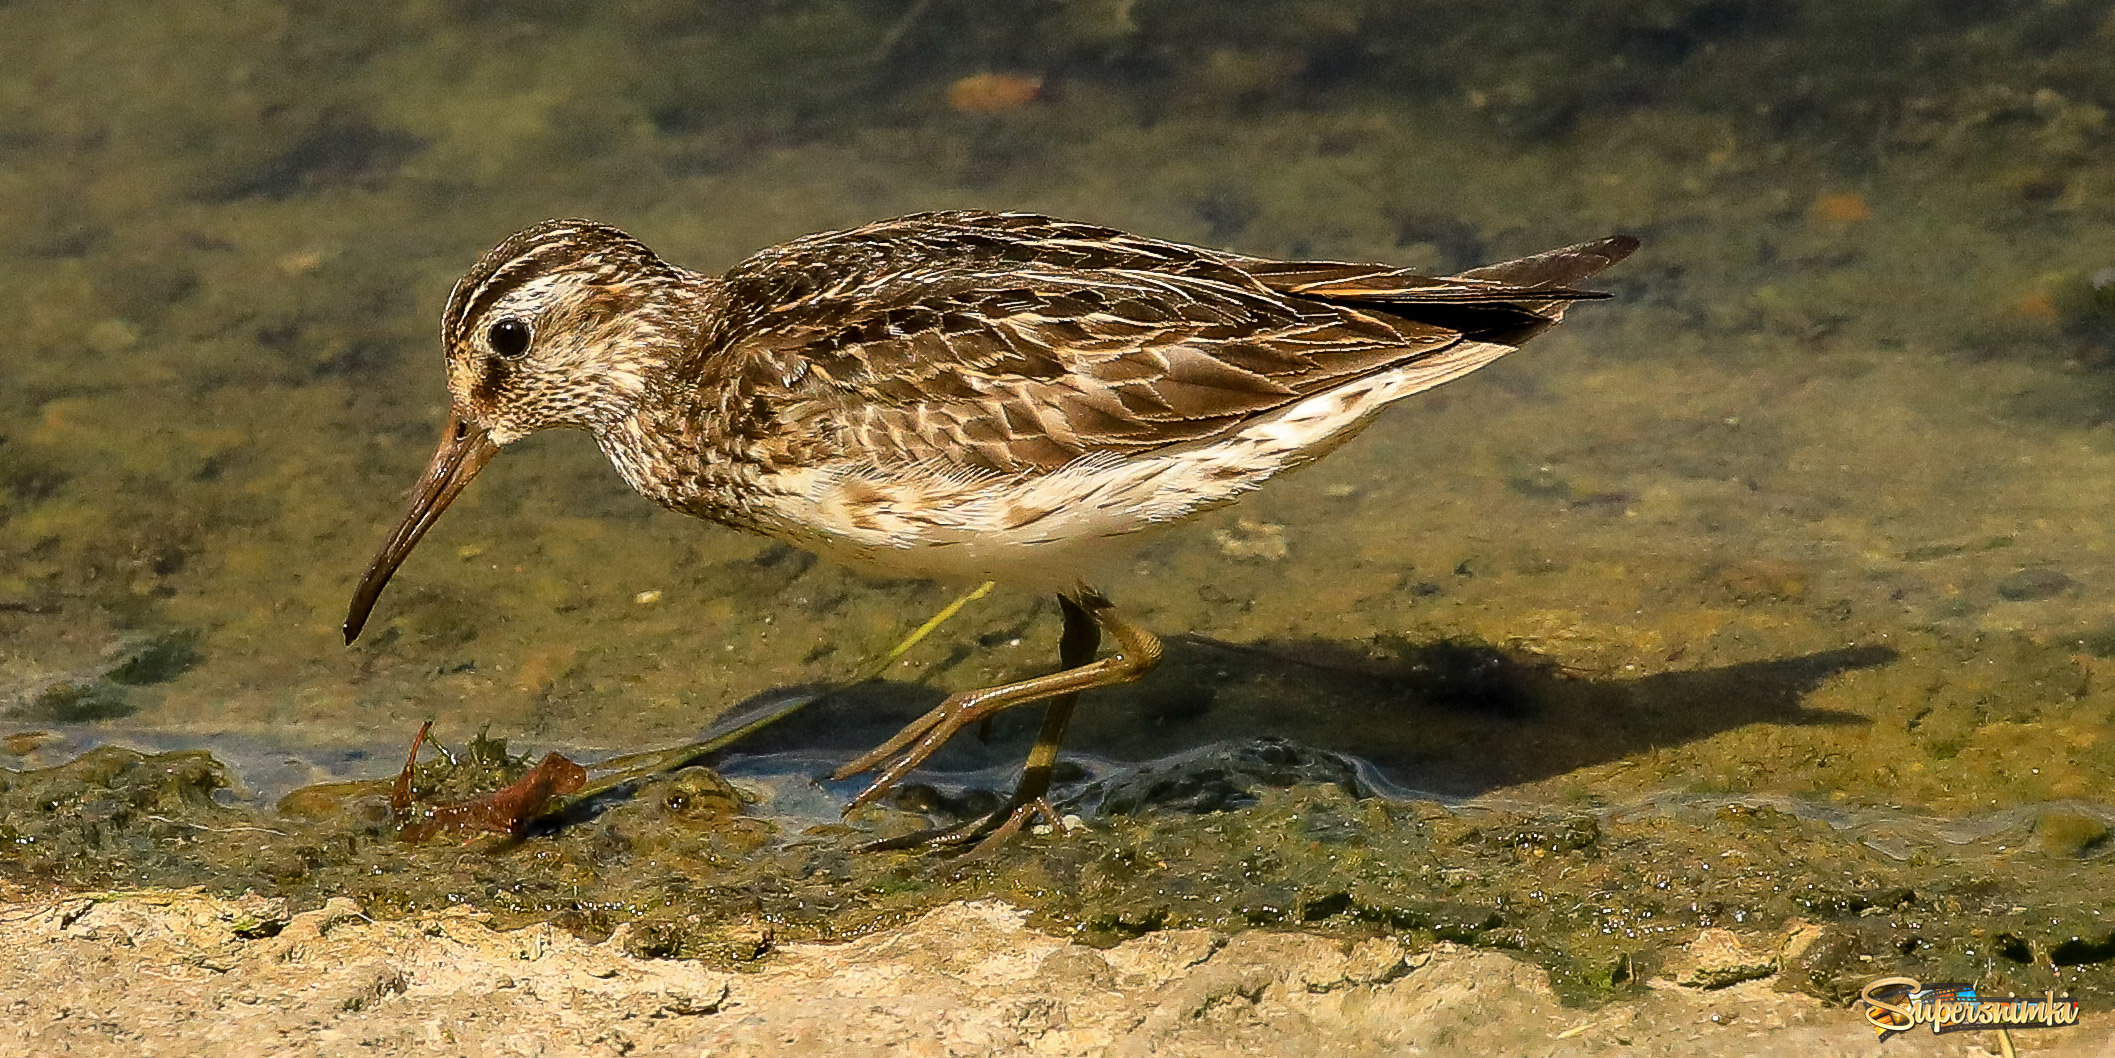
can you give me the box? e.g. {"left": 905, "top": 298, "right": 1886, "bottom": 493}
{"left": 746, "top": 343, "right": 1513, "bottom": 589}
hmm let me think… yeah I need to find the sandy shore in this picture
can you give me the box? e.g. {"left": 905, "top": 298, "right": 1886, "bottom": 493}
{"left": 2, "top": 889, "right": 2105, "bottom": 1058}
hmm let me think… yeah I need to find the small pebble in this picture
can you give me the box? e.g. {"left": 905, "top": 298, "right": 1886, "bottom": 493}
{"left": 1507, "top": 467, "right": 1571, "bottom": 500}
{"left": 277, "top": 248, "right": 326, "bottom": 275}
{"left": 1809, "top": 192, "right": 1872, "bottom": 224}
{"left": 1211, "top": 519, "right": 1288, "bottom": 561}
{"left": 634, "top": 589, "right": 663, "bottom": 605}
{"left": 86, "top": 319, "right": 139, "bottom": 355}
{"left": 1718, "top": 558, "right": 1809, "bottom": 601}
{"left": 946, "top": 73, "right": 1042, "bottom": 114}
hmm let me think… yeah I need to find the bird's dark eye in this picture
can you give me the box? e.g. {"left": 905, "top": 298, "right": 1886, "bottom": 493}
{"left": 487, "top": 317, "right": 532, "bottom": 359}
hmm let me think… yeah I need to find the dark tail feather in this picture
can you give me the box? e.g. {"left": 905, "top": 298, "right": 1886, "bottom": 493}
{"left": 1239, "top": 235, "right": 1640, "bottom": 311}
{"left": 1460, "top": 235, "right": 1640, "bottom": 290}
{"left": 1379, "top": 234, "right": 1641, "bottom": 336}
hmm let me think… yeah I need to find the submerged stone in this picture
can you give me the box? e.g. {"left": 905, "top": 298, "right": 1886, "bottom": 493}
{"left": 1065, "top": 737, "right": 1370, "bottom": 817}
{"left": 1996, "top": 567, "right": 2076, "bottom": 601}
{"left": 2036, "top": 812, "right": 2111, "bottom": 858}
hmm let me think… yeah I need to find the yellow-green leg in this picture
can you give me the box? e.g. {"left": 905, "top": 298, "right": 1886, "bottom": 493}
{"left": 532, "top": 581, "right": 994, "bottom": 826}
{"left": 839, "top": 587, "right": 1163, "bottom": 851}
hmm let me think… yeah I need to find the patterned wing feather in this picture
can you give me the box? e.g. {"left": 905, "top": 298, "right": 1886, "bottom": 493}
{"left": 709, "top": 214, "right": 1633, "bottom": 476}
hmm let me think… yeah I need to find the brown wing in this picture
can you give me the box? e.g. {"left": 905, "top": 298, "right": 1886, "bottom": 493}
{"left": 708, "top": 213, "right": 1634, "bottom": 475}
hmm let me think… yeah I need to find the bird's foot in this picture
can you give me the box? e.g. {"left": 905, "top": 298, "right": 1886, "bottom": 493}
{"left": 856, "top": 795, "right": 1066, "bottom": 856}
{"left": 831, "top": 688, "right": 996, "bottom": 813}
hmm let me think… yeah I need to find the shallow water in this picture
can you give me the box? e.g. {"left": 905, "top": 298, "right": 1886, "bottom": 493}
{"left": 4, "top": 0, "right": 2115, "bottom": 1005}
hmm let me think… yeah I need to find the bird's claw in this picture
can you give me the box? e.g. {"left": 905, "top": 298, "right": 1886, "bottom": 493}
{"left": 855, "top": 795, "right": 1067, "bottom": 855}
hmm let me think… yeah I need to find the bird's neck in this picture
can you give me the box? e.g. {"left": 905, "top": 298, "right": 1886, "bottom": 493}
{"left": 592, "top": 279, "right": 769, "bottom": 527}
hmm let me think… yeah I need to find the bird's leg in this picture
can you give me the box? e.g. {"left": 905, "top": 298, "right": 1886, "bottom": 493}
{"left": 920, "top": 592, "right": 1100, "bottom": 853}
{"left": 853, "top": 594, "right": 1099, "bottom": 853}
{"left": 834, "top": 587, "right": 1161, "bottom": 822}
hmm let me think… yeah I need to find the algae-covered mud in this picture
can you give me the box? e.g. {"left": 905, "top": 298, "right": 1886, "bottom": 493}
{"left": 6, "top": 733, "right": 2114, "bottom": 1012}
{"left": 5, "top": 0, "right": 2115, "bottom": 1038}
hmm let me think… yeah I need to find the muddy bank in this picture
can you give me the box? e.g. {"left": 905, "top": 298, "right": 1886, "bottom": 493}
{"left": 3, "top": 890, "right": 2107, "bottom": 1058}
{"left": 4, "top": 736, "right": 2112, "bottom": 1015}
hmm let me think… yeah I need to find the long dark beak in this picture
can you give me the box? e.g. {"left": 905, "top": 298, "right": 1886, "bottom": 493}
{"left": 344, "top": 411, "right": 501, "bottom": 644}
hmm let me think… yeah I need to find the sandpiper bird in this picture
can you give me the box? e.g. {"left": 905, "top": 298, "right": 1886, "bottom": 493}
{"left": 345, "top": 211, "right": 1636, "bottom": 848}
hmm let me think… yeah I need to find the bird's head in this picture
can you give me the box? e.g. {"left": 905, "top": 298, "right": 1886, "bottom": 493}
{"left": 344, "top": 219, "right": 691, "bottom": 644}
